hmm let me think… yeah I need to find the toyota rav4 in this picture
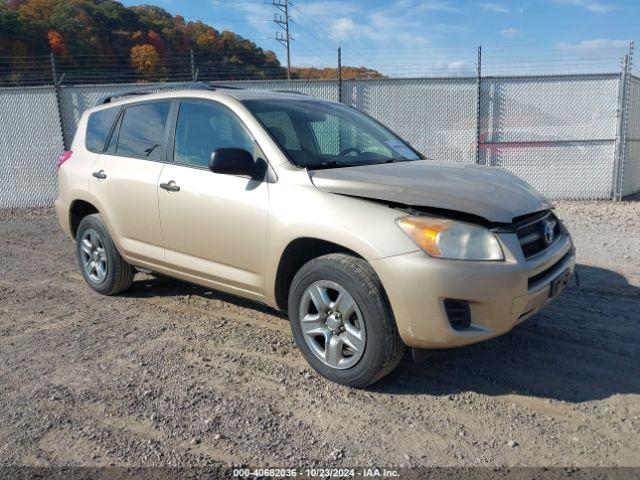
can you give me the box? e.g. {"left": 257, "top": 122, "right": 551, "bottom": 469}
{"left": 55, "top": 86, "right": 575, "bottom": 387}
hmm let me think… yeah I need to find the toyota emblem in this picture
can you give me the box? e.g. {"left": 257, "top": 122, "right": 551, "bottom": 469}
{"left": 543, "top": 220, "right": 555, "bottom": 245}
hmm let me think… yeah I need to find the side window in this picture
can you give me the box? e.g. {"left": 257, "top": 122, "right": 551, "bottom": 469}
{"left": 86, "top": 107, "right": 120, "bottom": 153}
{"left": 174, "top": 100, "right": 254, "bottom": 168}
{"left": 116, "top": 102, "right": 171, "bottom": 160}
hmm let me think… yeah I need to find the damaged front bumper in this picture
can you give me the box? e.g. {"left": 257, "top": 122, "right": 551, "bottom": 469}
{"left": 371, "top": 231, "right": 575, "bottom": 349}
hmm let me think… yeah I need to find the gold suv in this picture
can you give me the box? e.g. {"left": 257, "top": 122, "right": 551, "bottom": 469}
{"left": 55, "top": 86, "right": 575, "bottom": 387}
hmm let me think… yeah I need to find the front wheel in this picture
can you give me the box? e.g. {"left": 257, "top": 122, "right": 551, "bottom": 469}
{"left": 288, "top": 254, "right": 405, "bottom": 388}
{"left": 76, "top": 214, "right": 134, "bottom": 295}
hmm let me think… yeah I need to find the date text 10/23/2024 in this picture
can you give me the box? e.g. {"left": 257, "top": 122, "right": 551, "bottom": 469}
{"left": 233, "top": 468, "right": 401, "bottom": 477}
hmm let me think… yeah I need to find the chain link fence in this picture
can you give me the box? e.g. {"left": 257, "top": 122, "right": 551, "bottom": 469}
{"left": 0, "top": 86, "right": 63, "bottom": 208}
{"left": 343, "top": 78, "right": 479, "bottom": 165}
{"left": 622, "top": 75, "right": 640, "bottom": 197}
{"left": 479, "top": 74, "right": 620, "bottom": 199}
{"left": 1, "top": 73, "right": 639, "bottom": 208}
{"left": 59, "top": 83, "right": 168, "bottom": 148}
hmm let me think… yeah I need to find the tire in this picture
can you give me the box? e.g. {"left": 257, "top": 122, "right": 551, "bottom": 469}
{"left": 288, "top": 253, "right": 405, "bottom": 388}
{"left": 75, "top": 213, "right": 134, "bottom": 295}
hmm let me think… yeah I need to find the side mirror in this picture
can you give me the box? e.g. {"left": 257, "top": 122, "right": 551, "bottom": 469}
{"left": 209, "top": 148, "right": 255, "bottom": 176}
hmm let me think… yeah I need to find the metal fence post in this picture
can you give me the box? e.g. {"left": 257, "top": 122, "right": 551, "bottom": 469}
{"left": 613, "top": 43, "right": 634, "bottom": 200}
{"left": 338, "top": 46, "right": 342, "bottom": 103}
{"left": 50, "top": 52, "right": 67, "bottom": 151}
{"left": 475, "top": 45, "right": 482, "bottom": 165}
{"left": 190, "top": 48, "right": 197, "bottom": 82}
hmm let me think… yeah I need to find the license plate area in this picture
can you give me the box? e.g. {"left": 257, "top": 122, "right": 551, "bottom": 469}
{"left": 549, "top": 269, "right": 571, "bottom": 298}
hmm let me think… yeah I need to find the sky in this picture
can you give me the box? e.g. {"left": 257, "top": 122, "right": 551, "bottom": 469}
{"left": 120, "top": 0, "right": 639, "bottom": 76}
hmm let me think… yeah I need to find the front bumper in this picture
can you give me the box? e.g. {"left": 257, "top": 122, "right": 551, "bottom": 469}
{"left": 371, "top": 232, "right": 575, "bottom": 349}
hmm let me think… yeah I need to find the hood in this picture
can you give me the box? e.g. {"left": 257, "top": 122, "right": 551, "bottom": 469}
{"left": 309, "top": 160, "right": 551, "bottom": 224}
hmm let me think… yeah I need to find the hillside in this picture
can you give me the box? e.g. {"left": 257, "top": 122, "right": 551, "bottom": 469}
{"left": 291, "top": 66, "right": 385, "bottom": 80}
{"left": 0, "top": 0, "right": 383, "bottom": 85}
{"left": 0, "top": 0, "right": 281, "bottom": 84}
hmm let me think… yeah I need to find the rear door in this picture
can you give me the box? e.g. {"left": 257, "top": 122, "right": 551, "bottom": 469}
{"left": 157, "top": 98, "right": 269, "bottom": 298}
{"left": 89, "top": 100, "right": 174, "bottom": 264}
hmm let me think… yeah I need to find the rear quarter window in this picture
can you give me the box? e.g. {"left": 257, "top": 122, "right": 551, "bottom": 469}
{"left": 85, "top": 107, "right": 120, "bottom": 153}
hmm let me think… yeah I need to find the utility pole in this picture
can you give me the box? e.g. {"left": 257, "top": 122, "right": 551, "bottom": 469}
{"left": 475, "top": 45, "right": 482, "bottom": 165}
{"left": 273, "top": 0, "right": 292, "bottom": 80}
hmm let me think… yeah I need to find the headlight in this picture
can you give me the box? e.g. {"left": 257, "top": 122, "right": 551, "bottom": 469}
{"left": 397, "top": 216, "right": 504, "bottom": 261}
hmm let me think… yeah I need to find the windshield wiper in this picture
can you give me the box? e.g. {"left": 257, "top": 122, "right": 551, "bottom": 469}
{"left": 306, "top": 160, "right": 350, "bottom": 170}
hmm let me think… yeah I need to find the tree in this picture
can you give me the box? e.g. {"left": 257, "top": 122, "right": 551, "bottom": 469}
{"left": 147, "top": 30, "right": 165, "bottom": 54}
{"left": 47, "top": 30, "right": 67, "bottom": 56}
{"left": 291, "top": 66, "right": 385, "bottom": 80}
{"left": 130, "top": 43, "right": 159, "bottom": 79}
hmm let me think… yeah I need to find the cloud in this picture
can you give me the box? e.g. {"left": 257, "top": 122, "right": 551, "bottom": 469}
{"left": 556, "top": 38, "right": 630, "bottom": 52}
{"left": 500, "top": 27, "right": 520, "bottom": 38}
{"left": 413, "top": 1, "right": 465, "bottom": 13}
{"left": 297, "top": 1, "right": 358, "bottom": 18}
{"left": 210, "top": 0, "right": 474, "bottom": 75}
{"left": 430, "top": 23, "right": 471, "bottom": 33}
{"left": 331, "top": 18, "right": 357, "bottom": 40}
{"left": 476, "top": 2, "right": 510, "bottom": 13}
{"left": 210, "top": 0, "right": 273, "bottom": 36}
{"left": 551, "top": 0, "right": 615, "bottom": 13}
{"left": 447, "top": 61, "right": 468, "bottom": 71}
{"left": 325, "top": 6, "right": 432, "bottom": 45}
{"left": 291, "top": 1, "right": 474, "bottom": 74}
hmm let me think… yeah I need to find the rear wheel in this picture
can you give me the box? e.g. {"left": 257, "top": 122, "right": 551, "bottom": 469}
{"left": 288, "top": 254, "right": 405, "bottom": 388}
{"left": 76, "top": 214, "right": 134, "bottom": 295}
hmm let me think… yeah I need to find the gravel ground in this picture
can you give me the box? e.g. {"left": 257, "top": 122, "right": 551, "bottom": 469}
{"left": 0, "top": 201, "right": 638, "bottom": 469}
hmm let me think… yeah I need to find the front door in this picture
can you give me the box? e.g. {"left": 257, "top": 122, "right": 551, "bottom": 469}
{"left": 157, "top": 99, "right": 269, "bottom": 298}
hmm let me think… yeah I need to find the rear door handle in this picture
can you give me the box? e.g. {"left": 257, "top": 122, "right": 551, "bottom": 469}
{"left": 92, "top": 170, "right": 107, "bottom": 179}
{"left": 160, "top": 182, "right": 180, "bottom": 192}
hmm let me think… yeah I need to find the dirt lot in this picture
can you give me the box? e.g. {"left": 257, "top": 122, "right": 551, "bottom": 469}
{"left": 0, "top": 201, "right": 639, "bottom": 469}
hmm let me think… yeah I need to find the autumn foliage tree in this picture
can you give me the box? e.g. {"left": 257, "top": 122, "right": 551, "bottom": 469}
{"left": 47, "top": 30, "right": 68, "bottom": 56}
{"left": 146, "top": 31, "right": 165, "bottom": 55}
{"left": 130, "top": 44, "right": 160, "bottom": 79}
{"left": 291, "top": 66, "right": 385, "bottom": 80}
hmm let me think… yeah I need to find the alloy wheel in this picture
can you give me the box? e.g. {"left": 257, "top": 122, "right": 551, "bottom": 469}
{"left": 80, "top": 228, "right": 108, "bottom": 283}
{"left": 298, "top": 280, "right": 366, "bottom": 369}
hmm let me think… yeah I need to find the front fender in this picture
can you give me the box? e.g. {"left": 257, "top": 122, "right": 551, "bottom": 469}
{"left": 264, "top": 185, "right": 419, "bottom": 306}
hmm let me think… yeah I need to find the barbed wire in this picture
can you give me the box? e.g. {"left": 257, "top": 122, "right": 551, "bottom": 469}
{"left": 0, "top": 47, "right": 630, "bottom": 87}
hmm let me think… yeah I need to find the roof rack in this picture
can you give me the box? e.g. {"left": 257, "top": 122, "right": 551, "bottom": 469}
{"left": 99, "top": 83, "right": 309, "bottom": 105}
{"left": 100, "top": 82, "right": 210, "bottom": 104}
{"left": 208, "top": 84, "right": 245, "bottom": 90}
{"left": 272, "top": 90, "right": 309, "bottom": 96}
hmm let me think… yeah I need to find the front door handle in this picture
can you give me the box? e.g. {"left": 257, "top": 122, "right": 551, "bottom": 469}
{"left": 160, "top": 182, "right": 180, "bottom": 192}
{"left": 92, "top": 170, "right": 107, "bottom": 180}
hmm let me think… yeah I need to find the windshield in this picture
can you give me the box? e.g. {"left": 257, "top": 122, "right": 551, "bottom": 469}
{"left": 243, "top": 99, "right": 424, "bottom": 169}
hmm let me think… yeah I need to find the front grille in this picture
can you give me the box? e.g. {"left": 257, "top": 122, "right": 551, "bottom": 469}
{"left": 516, "top": 212, "right": 561, "bottom": 259}
{"left": 527, "top": 251, "right": 573, "bottom": 289}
